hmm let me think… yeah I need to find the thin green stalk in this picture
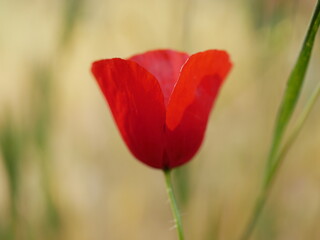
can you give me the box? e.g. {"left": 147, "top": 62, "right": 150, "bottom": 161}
{"left": 240, "top": 1, "right": 320, "bottom": 240}
{"left": 266, "top": 0, "right": 320, "bottom": 172}
{"left": 263, "top": 81, "right": 320, "bottom": 190}
{"left": 164, "top": 169, "right": 185, "bottom": 240}
{"left": 277, "top": 81, "right": 320, "bottom": 163}
{"left": 240, "top": 190, "right": 268, "bottom": 240}
{"left": 241, "top": 81, "right": 320, "bottom": 240}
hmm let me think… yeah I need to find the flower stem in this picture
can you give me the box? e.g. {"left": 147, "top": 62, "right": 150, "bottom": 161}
{"left": 164, "top": 169, "right": 185, "bottom": 240}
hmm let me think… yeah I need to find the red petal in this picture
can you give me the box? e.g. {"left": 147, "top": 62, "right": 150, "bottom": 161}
{"left": 129, "top": 49, "right": 189, "bottom": 106}
{"left": 165, "top": 50, "right": 232, "bottom": 168}
{"left": 92, "top": 58, "right": 166, "bottom": 168}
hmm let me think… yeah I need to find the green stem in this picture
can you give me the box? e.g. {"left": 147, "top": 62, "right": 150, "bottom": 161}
{"left": 277, "top": 81, "right": 320, "bottom": 163}
{"left": 164, "top": 169, "right": 185, "bottom": 240}
{"left": 240, "top": 190, "right": 268, "bottom": 240}
{"left": 240, "top": 1, "right": 320, "bottom": 240}
{"left": 263, "top": 82, "right": 320, "bottom": 192}
{"left": 266, "top": 0, "right": 320, "bottom": 172}
{"left": 241, "top": 81, "right": 320, "bottom": 240}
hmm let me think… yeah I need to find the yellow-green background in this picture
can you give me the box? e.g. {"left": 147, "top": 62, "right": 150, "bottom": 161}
{"left": 0, "top": 0, "right": 319, "bottom": 239}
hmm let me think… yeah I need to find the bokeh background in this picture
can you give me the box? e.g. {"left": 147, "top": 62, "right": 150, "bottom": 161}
{"left": 0, "top": 0, "right": 320, "bottom": 239}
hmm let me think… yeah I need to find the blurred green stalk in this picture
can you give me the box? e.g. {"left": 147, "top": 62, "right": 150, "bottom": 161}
{"left": 265, "top": 0, "right": 320, "bottom": 175}
{"left": 0, "top": 113, "right": 24, "bottom": 239}
{"left": 0, "top": 0, "right": 84, "bottom": 239}
{"left": 240, "top": 1, "right": 320, "bottom": 240}
{"left": 276, "top": 81, "right": 320, "bottom": 166}
{"left": 33, "top": 0, "right": 85, "bottom": 236}
{"left": 30, "top": 64, "right": 61, "bottom": 237}
{"left": 59, "top": 0, "right": 84, "bottom": 50}
{"left": 205, "top": 207, "right": 222, "bottom": 240}
{"left": 29, "top": 0, "right": 85, "bottom": 235}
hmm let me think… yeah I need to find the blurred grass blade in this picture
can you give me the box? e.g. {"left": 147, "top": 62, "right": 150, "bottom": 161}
{"left": 266, "top": 0, "right": 320, "bottom": 172}
{"left": 30, "top": 64, "right": 62, "bottom": 237}
{"left": 274, "top": 81, "right": 320, "bottom": 173}
{"left": 0, "top": 115, "right": 21, "bottom": 206}
{"left": 205, "top": 206, "right": 222, "bottom": 240}
{"left": 240, "top": 1, "right": 320, "bottom": 240}
{"left": 0, "top": 112, "right": 24, "bottom": 239}
{"left": 59, "top": 0, "right": 84, "bottom": 49}
{"left": 31, "top": 64, "right": 53, "bottom": 150}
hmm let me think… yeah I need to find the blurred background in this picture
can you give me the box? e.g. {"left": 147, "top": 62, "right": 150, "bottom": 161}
{"left": 0, "top": 0, "right": 320, "bottom": 239}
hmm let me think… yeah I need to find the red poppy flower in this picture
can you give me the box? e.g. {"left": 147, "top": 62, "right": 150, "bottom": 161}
{"left": 92, "top": 49, "right": 232, "bottom": 169}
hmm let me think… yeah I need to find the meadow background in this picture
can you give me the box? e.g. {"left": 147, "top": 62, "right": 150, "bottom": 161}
{"left": 0, "top": 0, "right": 320, "bottom": 239}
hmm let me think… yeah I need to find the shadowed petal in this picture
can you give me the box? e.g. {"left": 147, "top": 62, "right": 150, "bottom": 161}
{"left": 92, "top": 58, "right": 166, "bottom": 168}
{"left": 165, "top": 50, "right": 232, "bottom": 168}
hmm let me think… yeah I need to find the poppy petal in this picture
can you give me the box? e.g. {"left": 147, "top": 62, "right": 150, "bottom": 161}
{"left": 129, "top": 49, "right": 189, "bottom": 105}
{"left": 92, "top": 58, "right": 166, "bottom": 168}
{"left": 165, "top": 50, "right": 232, "bottom": 168}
